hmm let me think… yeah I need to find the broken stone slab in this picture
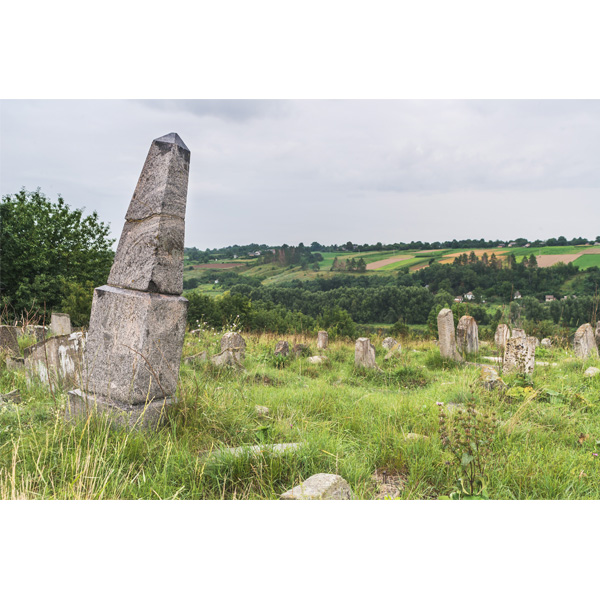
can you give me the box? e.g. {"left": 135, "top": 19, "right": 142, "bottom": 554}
{"left": 106, "top": 133, "right": 190, "bottom": 295}
{"left": 307, "top": 355, "right": 328, "bottom": 364}
{"left": 5, "top": 356, "right": 25, "bottom": 371}
{"left": 480, "top": 365, "right": 506, "bottom": 391}
{"left": 24, "top": 332, "right": 86, "bottom": 387}
{"left": 382, "top": 337, "right": 398, "bottom": 350}
{"left": 584, "top": 367, "right": 600, "bottom": 378}
{"left": 573, "top": 323, "right": 598, "bottom": 359}
{"left": 206, "top": 442, "right": 302, "bottom": 461}
{"left": 210, "top": 349, "right": 244, "bottom": 369}
{"left": 50, "top": 312, "right": 72, "bottom": 336}
{"left": 437, "top": 308, "right": 463, "bottom": 362}
{"left": 0, "top": 325, "right": 20, "bottom": 355}
{"left": 317, "top": 331, "right": 328, "bottom": 350}
{"left": 457, "top": 315, "right": 479, "bottom": 354}
{"left": 221, "top": 332, "right": 246, "bottom": 355}
{"left": 355, "top": 337, "right": 378, "bottom": 369}
{"left": 274, "top": 341, "right": 289, "bottom": 357}
{"left": 494, "top": 324, "right": 511, "bottom": 351}
{"left": 292, "top": 343, "right": 309, "bottom": 357}
{"left": 541, "top": 338, "right": 553, "bottom": 348}
{"left": 280, "top": 473, "right": 352, "bottom": 500}
{"left": 65, "top": 389, "right": 175, "bottom": 429}
{"left": 184, "top": 351, "right": 207, "bottom": 364}
{"left": 85, "top": 285, "right": 187, "bottom": 405}
{"left": 503, "top": 337, "right": 536, "bottom": 375}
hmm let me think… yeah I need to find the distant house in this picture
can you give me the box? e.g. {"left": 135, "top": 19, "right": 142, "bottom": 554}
{"left": 508, "top": 242, "right": 516, "bottom": 248}
{"left": 545, "top": 295, "right": 556, "bottom": 302}
{"left": 524, "top": 243, "right": 531, "bottom": 248}
{"left": 514, "top": 291, "right": 522, "bottom": 299}
{"left": 497, "top": 244, "right": 505, "bottom": 248}
{"left": 464, "top": 291, "right": 475, "bottom": 301}
{"left": 454, "top": 295, "right": 464, "bottom": 303}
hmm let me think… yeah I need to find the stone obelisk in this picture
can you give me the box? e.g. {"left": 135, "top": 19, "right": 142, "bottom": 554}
{"left": 67, "top": 133, "right": 190, "bottom": 427}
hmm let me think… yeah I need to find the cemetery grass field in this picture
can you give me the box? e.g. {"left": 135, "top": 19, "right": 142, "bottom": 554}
{"left": 2, "top": 330, "right": 600, "bottom": 500}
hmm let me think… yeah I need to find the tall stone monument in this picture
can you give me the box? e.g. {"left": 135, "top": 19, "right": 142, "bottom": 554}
{"left": 456, "top": 315, "right": 479, "bottom": 355}
{"left": 503, "top": 337, "right": 536, "bottom": 375}
{"left": 437, "top": 308, "right": 463, "bottom": 362}
{"left": 67, "top": 133, "right": 190, "bottom": 427}
{"left": 317, "top": 331, "right": 329, "bottom": 350}
{"left": 355, "top": 337, "right": 378, "bottom": 369}
{"left": 494, "top": 324, "right": 511, "bottom": 351}
{"left": 573, "top": 323, "right": 598, "bottom": 359}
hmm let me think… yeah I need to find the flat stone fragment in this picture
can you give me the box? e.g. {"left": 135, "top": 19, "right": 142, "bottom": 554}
{"left": 437, "top": 309, "right": 463, "bottom": 362}
{"left": 307, "top": 355, "right": 328, "bottom": 364}
{"left": 280, "top": 474, "right": 352, "bottom": 500}
{"left": 480, "top": 365, "right": 506, "bottom": 391}
{"left": 65, "top": 389, "right": 175, "bottom": 430}
{"left": 85, "top": 286, "right": 187, "bottom": 405}
{"left": 0, "top": 325, "right": 20, "bottom": 355}
{"left": 503, "top": 337, "right": 536, "bottom": 375}
{"left": 541, "top": 338, "right": 552, "bottom": 348}
{"left": 50, "top": 312, "right": 72, "bottom": 336}
{"left": 207, "top": 442, "right": 302, "bottom": 460}
{"left": 184, "top": 351, "right": 207, "bottom": 364}
{"left": 573, "top": 323, "right": 598, "bottom": 359}
{"left": 494, "top": 324, "right": 511, "bottom": 351}
{"left": 210, "top": 349, "right": 244, "bottom": 369}
{"left": 255, "top": 405, "right": 270, "bottom": 416}
{"left": 457, "top": 315, "right": 479, "bottom": 354}
{"left": 584, "top": 367, "right": 600, "bottom": 378}
{"left": 317, "top": 331, "right": 328, "bottom": 350}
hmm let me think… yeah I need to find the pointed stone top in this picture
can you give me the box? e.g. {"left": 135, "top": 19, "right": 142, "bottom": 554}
{"left": 153, "top": 132, "right": 189, "bottom": 151}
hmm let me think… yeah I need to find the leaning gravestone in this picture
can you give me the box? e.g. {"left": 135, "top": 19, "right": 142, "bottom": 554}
{"left": 573, "top": 323, "right": 598, "bottom": 359}
{"left": 494, "top": 324, "right": 511, "bottom": 351}
{"left": 355, "top": 337, "right": 377, "bottom": 368}
{"left": 317, "top": 331, "right": 328, "bottom": 350}
{"left": 66, "top": 133, "right": 190, "bottom": 428}
{"left": 456, "top": 315, "right": 479, "bottom": 354}
{"left": 0, "top": 325, "right": 20, "bottom": 356}
{"left": 503, "top": 337, "right": 536, "bottom": 375}
{"left": 50, "top": 312, "right": 72, "bottom": 336}
{"left": 437, "top": 308, "right": 463, "bottom": 362}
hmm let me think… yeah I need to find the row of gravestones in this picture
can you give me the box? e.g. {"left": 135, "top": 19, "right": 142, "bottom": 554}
{"left": 0, "top": 312, "right": 72, "bottom": 355}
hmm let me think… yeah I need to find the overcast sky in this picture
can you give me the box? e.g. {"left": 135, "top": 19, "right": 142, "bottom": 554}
{"left": 1, "top": 99, "right": 599, "bottom": 250}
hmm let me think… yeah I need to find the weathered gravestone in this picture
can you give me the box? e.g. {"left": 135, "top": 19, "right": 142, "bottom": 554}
{"left": 220, "top": 331, "right": 246, "bottom": 361}
{"left": 541, "top": 338, "right": 552, "bottom": 348}
{"left": 382, "top": 337, "right": 398, "bottom": 350}
{"left": 437, "top": 308, "right": 463, "bottom": 362}
{"left": 573, "top": 323, "right": 598, "bottom": 359}
{"left": 355, "top": 337, "right": 378, "bottom": 369}
{"left": 0, "top": 325, "right": 20, "bottom": 356}
{"left": 317, "top": 331, "right": 328, "bottom": 350}
{"left": 274, "top": 340, "right": 289, "bottom": 357}
{"left": 503, "top": 337, "right": 536, "bottom": 375}
{"left": 50, "top": 312, "right": 72, "bottom": 336}
{"left": 25, "top": 332, "right": 85, "bottom": 387}
{"left": 66, "top": 133, "right": 190, "bottom": 428}
{"left": 456, "top": 315, "right": 479, "bottom": 355}
{"left": 494, "top": 324, "right": 511, "bottom": 351}
{"left": 512, "top": 328, "right": 526, "bottom": 339}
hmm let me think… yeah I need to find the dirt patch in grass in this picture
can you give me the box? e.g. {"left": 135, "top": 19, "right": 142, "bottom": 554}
{"left": 536, "top": 253, "right": 583, "bottom": 267}
{"left": 372, "top": 468, "right": 407, "bottom": 499}
{"left": 366, "top": 255, "right": 415, "bottom": 270}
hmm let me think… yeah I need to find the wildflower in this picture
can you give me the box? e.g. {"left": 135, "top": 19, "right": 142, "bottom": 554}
{"left": 436, "top": 401, "right": 444, "bottom": 406}
{"left": 593, "top": 453, "right": 598, "bottom": 457}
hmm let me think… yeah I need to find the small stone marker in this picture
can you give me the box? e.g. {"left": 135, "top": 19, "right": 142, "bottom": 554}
{"left": 541, "top": 338, "right": 552, "bottom": 348}
{"left": 456, "top": 315, "right": 479, "bottom": 354}
{"left": 480, "top": 365, "right": 506, "bottom": 391}
{"left": 584, "top": 367, "right": 600, "bottom": 378}
{"left": 274, "top": 340, "right": 289, "bottom": 356}
{"left": 382, "top": 337, "right": 398, "bottom": 350}
{"left": 50, "top": 312, "right": 72, "bottom": 336}
{"left": 503, "top": 337, "right": 536, "bottom": 375}
{"left": 355, "top": 337, "right": 378, "bottom": 368}
{"left": 512, "top": 328, "right": 526, "bottom": 339}
{"left": 280, "top": 473, "right": 352, "bottom": 500}
{"left": 255, "top": 405, "right": 270, "bottom": 416}
{"left": 317, "top": 331, "right": 328, "bottom": 350}
{"left": 437, "top": 308, "right": 463, "bottom": 362}
{"left": 0, "top": 325, "right": 20, "bottom": 355}
{"left": 494, "top": 324, "right": 511, "bottom": 350}
{"left": 210, "top": 349, "right": 244, "bottom": 369}
{"left": 221, "top": 332, "right": 246, "bottom": 356}
{"left": 184, "top": 351, "right": 207, "bottom": 364}
{"left": 307, "top": 355, "right": 328, "bottom": 364}
{"left": 292, "top": 343, "right": 309, "bottom": 357}
{"left": 573, "top": 323, "right": 598, "bottom": 359}
{"left": 67, "top": 133, "right": 190, "bottom": 428}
